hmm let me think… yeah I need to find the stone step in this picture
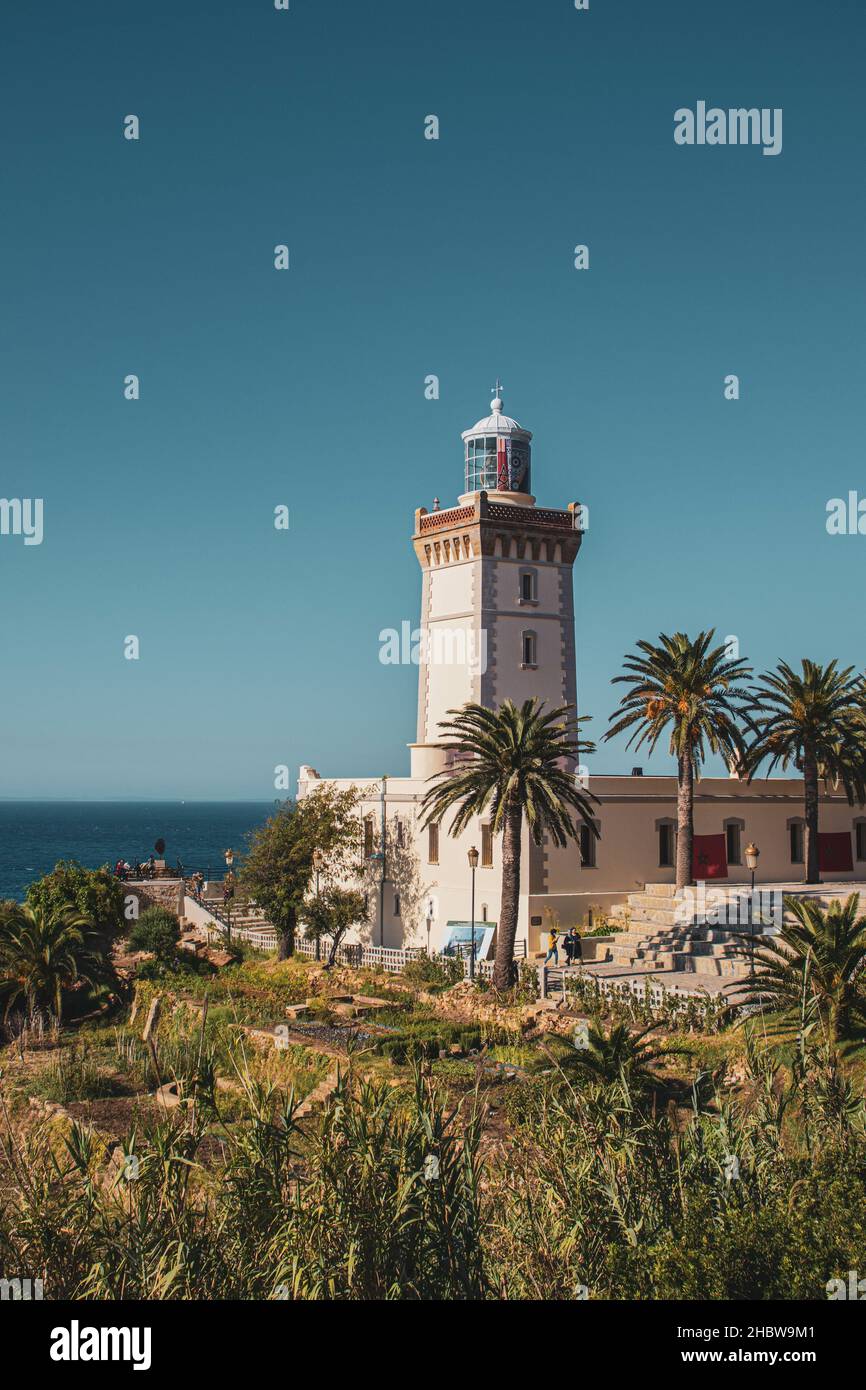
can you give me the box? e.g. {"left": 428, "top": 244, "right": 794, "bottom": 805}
{"left": 626, "top": 897, "right": 683, "bottom": 924}
{"left": 644, "top": 882, "right": 679, "bottom": 897}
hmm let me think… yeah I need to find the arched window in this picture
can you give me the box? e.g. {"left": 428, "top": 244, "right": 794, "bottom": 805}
{"left": 518, "top": 568, "right": 538, "bottom": 604}
{"left": 723, "top": 817, "right": 745, "bottom": 866}
{"left": 656, "top": 817, "right": 676, "bottom": 868}
{"left": 787, "top": 817, "right": 805, "bottom": 865}
{"left": 580, "top": 819, "right": 599, "bottom": 868}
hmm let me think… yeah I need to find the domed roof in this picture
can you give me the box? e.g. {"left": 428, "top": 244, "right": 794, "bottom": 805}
{"left": 461, "top": 383, "right": 532, "bottom": 441}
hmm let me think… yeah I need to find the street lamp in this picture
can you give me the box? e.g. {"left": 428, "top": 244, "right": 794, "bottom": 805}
{"left": 467, "top": 846, "right": 479, "bottom": 980}
{"left": 745, "top": 841, "right": 760, "bottom": 977}
{"left": 313, "top": 847, "right": 324, "bottom": 961}
{"left": 223, "top": 849, "right": 235, "bottom": 945}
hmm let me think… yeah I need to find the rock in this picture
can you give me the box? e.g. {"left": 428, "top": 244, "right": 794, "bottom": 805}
{"left": 142, "top": 995, "right": 161, "bottom": 1043}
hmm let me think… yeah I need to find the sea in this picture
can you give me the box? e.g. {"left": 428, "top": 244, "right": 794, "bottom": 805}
{"left": 0, "top": 801, "right": 276, "bottom": 902}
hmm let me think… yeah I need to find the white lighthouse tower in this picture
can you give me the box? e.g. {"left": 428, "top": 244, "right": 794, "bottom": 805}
{"left": 410, "top": 385, "right": 585, "bottom": 780}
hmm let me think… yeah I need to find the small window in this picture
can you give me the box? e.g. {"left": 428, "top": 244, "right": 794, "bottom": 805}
{"left": 393, "top": 893, "right": 401, "bottom": 916}
{"left": 725, "top": 822, "right": 742, "bottom": 866}
{"left": 395, "top": 819, "right": 404, "bottom": 848}
{"left": 521, "top": 630, "right": 537, "bottom": 667}
{"left": 659, "top": 823, "right": 675, "bottom": 868}
{"left": 481, "top": 903, "right": 488, "bottom": 922}
{"left": 428, "top": 821, "right": 439, "bottom": 864}
{"left": 363, "top": 817, "right": 374, "bottom": 858}
{"left": 580, "top": 821, "right": 597, "bottom": 868}
{"left": 790, "top": 822, "right": 804, "bottom": 864}
{"left": 519, "top": 568, "right": 537, "bottom": 603}
{"left": 481, "top": 823, "right": 493, "bottom": 867}
{"left": 856, "top": 822, "right": 866, "bottom": 862}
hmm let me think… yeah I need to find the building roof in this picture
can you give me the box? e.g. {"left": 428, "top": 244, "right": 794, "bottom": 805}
{"left": 461, "top": 383, "right": 532, "bottom": 441}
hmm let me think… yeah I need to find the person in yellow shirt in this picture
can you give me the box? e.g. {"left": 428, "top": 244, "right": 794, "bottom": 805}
{"left": 544, "top": 928, "right": 559, "bottom": 966}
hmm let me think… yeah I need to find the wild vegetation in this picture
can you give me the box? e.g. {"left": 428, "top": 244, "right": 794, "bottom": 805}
{"left": 2, "top": 884, "right": 866, "bottom": 1301}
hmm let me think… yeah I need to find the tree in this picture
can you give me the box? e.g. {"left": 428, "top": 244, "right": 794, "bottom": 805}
{"left": 421, "top": 699, "right": 598, "bottom": 993}
{"left": 241, "top": 785, "right": 362, "bottom": 959}
{"left": 744, "top": 659, "right": 866, "bottom": 885}
{"left": 604, "top": 631, "right": 752, "bottom": 890}
{"left": 128, "top": 906, "right": 180, "bottom": 964}
{"left": 25, "top": 860, "right": 126, "bottom": 936}
{"left": 0, "top": 902, "right": 100, "bottom": 1021}
{"left": 303, "top": 886, "right": 368, "bottom": 969}
{"left": 734, "top": 894, "right": 866, "bottom": 1049}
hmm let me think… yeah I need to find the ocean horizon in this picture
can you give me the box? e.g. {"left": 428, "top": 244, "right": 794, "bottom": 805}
{"left": 0, "top": 801, "right": 277, "bottom": 903}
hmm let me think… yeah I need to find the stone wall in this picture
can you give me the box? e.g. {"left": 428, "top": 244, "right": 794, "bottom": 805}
{"left": 124, "top": 879, "right": 184, "bottom": 918}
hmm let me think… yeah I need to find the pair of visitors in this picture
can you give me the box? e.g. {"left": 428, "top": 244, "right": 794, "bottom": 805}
{"left": 544, "top": 929, "right": 559, "bottom": 966}
{"left": 564, "top": 926, "right": 582, "bottom": 965}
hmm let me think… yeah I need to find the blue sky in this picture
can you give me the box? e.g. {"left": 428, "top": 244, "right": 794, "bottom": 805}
{"left": 2, "top": 0, "right": 864, "bottom": 798}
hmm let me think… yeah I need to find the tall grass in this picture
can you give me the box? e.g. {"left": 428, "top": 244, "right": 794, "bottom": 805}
{"left": 2, "top": 1035, "right": 865, "bottom": 1300}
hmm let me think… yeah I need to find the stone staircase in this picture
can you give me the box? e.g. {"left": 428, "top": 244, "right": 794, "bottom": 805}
{"left": 603, "top": 883, "right": 749, "bottom": 978}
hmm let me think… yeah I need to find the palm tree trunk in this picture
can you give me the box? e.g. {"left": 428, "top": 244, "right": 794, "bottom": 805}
{"left": 803, "top": 748, "right": 820, "bottom": 885}
{"left": 493, "top": 799, "right": 522, "bottom": 992}
{"left": 676, "top": 749, "right": 695, "bottom": 891}
{"left": 277, "top": 905, "right": 296, "bottom": 961}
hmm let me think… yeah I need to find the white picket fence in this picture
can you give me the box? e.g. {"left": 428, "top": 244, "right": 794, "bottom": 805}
{"left": 294, "top": 939, "right": 428, "bottom": 972}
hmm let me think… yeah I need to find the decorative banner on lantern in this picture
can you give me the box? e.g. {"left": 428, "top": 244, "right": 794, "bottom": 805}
{"left": 496, "top": 438, "right": 510, "bottom": 490}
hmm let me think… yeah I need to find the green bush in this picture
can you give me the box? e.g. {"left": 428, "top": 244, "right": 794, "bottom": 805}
{"left": 129, "top": 907, "right": 180, "bottom": 963}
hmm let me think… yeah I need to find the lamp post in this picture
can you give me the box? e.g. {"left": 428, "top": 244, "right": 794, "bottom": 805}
{"left": 745, "top": 841, "right": 760, "bottom": 977}
{"left": 313, "top": 847, "right": 324, "bottom": 961}
{"left": 426, "top": 897, "right": 434, "bottom": 957}
{"left": 223, "top": 849, "right": 234, "bottom": 945}
{"left": 467, "top": 846, "right": 479, "bottom": 981}
{"left": 378, "top": 775, "right": 388, "bottom": 948}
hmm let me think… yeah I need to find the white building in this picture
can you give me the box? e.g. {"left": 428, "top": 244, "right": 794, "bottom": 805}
{"left": 299, "top": 388, "right": 866, "bottom": 958}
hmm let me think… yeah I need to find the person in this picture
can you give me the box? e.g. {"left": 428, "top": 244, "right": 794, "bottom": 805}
{"left": 147, "top": 854, "right": 155, "bottom": 879}
{"left": 544, "top": 928, "right": 559, "bottom": 966}
{"left": 564, "top": 925, "right": 581, "bottom": 965}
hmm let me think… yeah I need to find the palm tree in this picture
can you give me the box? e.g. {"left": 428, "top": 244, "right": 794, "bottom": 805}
{"left": 734, "top": 894, "right": 866, "bottom": 1049}
{"left": 421, "top": 699, "right": 598, "bottom": 993}
{"left": 744, "top": 660, "right": 866, "bottom": 885}
{"left": 0, "top": 902, "right": 98, "bottom": 1022}
{"left": 603, "top": 631, "right": 752, "bottom": 890}
{"left": 561, "top": 1020, "right": 687, "bottom": 1091}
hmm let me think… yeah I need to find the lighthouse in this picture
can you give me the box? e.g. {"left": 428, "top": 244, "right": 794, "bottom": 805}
{"left": 409, "top": 385, "right": 585, "bottom": 780}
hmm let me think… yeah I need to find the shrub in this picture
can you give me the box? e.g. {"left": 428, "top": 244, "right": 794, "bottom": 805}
{"left": 129, "top": 907, "right": 180, "bottom": 963}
